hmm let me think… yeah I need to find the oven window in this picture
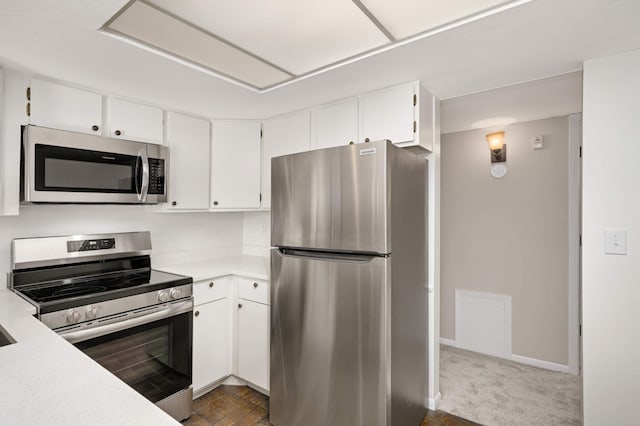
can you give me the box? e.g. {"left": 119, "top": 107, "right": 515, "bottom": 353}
{"left": 75, "top": 311, "right": 192, "bottom": 403}
{"left": 45, "top": 158, "right": 133, "bottom": 190}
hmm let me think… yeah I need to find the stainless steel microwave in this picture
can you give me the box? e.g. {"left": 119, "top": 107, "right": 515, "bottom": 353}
{"left": 21, "top": 125, "right": 168, "bottom": 204}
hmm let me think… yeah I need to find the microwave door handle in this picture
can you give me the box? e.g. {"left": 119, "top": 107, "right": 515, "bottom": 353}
{"left": 137, "top": 148, "right": 149, "bottom": 202}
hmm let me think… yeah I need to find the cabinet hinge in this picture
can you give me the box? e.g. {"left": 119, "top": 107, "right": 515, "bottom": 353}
{"left": 260, "top": 129, "right": 263, "bottom": 139}
{"left": 26, "top": 102, "right": 31, "bottom": 117}
{"left": 26, "top": 87, "right": 31, "bottom": 101}
{"left": 259, "top": 193, "right": 262, "bottom": 202}
{"left": 413, "top": 121, "right": 416, "bottom": 133}
{"left": 579, "top": 146, "right": 582, "bottom": 158}
{"left": 579, "top": 324, "right": 582, "bottom": 336}
{"left": 579, "top": 235, "right": 582, "bottom": 246}
{"left": 413, "top": 94, "right": 416, "bottom": 106}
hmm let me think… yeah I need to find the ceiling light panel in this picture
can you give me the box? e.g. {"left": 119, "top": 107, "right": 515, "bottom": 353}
{"left": 146, "top": 0, "right": 391, "bottom": 75}
{"left": 105, "top": 1, "right": 291, "bottom": 89}
{"left": 359, "top": 0, "right": 513, "bottom": 40}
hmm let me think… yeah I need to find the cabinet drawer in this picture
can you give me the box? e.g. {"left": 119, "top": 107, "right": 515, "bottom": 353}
{"left": 194, "top": 277, "right": 230, "bottom": 305}
{"left": 238, "top": 278, "right": 269, "bottom": 305}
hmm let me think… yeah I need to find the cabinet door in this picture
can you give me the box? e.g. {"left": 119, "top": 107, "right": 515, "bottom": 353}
{"left": 211, "top": 121, "right": 261, "bottom": 209}
{"left": 193, "top": 299, "right": 231, "bottom": 392}
{"left": 261, "top": 112, "right": 310, "bottom": 208}
{"left": 166, "top": 112, "right": 210, "bottom": 209}
{"left": 360, "top": 84, "right": 415, "bottom": 145}
{"left": 314, "top": 100, "right": 358, "bottom": 149}
{"left": 30, "top": 78, "right": 103, "bottom": 135}
{"left": 237, "top": 300, "right": 270, "bottom": 390}
{"left": 108, "top": 98, "right": 163, "bottom": 144}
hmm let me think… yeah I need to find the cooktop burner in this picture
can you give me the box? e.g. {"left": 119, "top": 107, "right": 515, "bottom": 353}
{"left": 19, "top": 270, "right": 151, "bottom": 304}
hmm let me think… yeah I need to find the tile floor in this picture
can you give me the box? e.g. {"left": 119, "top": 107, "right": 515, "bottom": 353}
{"left": 182, "top": 385, "right": 478, "bottom": 426}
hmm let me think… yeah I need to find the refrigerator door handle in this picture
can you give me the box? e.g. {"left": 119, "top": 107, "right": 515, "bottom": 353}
{"left": 278, "top": 248, "right": 386, "bottom": 262}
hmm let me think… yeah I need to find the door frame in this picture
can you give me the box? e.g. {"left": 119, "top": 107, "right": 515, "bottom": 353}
{"left": 568, "top": 113, "right": 582, "bottom": 375}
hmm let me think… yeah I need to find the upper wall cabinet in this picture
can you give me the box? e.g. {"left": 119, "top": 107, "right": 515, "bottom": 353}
{"left": 261, "top": 112, "right": 310, "bottom": 209}
{"left": 108, "top": 98, "right": 163, "bottom": 144}
{"left": 310, "top": 81, "right": 436, "bottom": 154}
{"left": 166, "top": 112, "right": 211, "bottom": 210}
{"left": 359, "top": 83, "right": 415, "bottom": 145}
{"left": 313, "top": 99, "right": 358, "bottom": 149}
{"left": 211, "top": 120, "right": 261, "bottom": 210}
{"left": 359, "top": 82, "right": 435, "bottom": 152}
{"left": 29, "top": 78, "right": 103, "bottom": 135}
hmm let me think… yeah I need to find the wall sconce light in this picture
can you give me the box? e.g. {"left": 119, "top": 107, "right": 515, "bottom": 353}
{"left": 486, "top": 131, "right": 507, "bottom": 178}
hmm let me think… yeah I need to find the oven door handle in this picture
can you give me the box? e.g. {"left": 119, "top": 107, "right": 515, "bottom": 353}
{"left": 59, "top": 299, "right": 193, "bottom": 344}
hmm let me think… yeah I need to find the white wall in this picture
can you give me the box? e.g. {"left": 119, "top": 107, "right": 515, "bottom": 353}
{"left": 582, "top": 48, "right": 640, "bottom": 425}
{"left": 440, "top": 116, "right": 570, "bottom": 366}
{"left": 242, "top": 211, "right": 271, "bottom": 257}
{"left": 0, "top": 205, "right": 244, "bottom": 285}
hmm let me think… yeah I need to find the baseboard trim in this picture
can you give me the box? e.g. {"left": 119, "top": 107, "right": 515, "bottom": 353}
{"left": 440, "top": 340, "right": 570, "bottom": 373}
{"left": 440, "top": 338, "right": 456, "bottom": 347}
{"left": 428, "top": 392, "right": 442, "bottom": 410}
{"left": 511, "top": 354, "right": 569, "bottom": 373}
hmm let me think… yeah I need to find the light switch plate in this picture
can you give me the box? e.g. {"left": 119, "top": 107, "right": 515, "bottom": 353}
{"left": 605, "top": 229, "right": 627, "bottom": 255}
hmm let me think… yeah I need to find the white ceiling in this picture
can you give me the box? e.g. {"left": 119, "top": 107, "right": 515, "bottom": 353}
{"left": 106, "top": 0, "right": 511, "bottom": 90}
{"left": 441, "top": 71, "right": 583, "bottom": 134}
{"left": 0, "top": 0, "right": 638, "bottom": 120}
{"left": 144, "top": 0, "right": 391, "bottom": 77}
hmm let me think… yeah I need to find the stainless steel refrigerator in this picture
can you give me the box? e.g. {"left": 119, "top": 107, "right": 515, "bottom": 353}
{"left": 270, "top": 140, "right": 428, "bottom": 426}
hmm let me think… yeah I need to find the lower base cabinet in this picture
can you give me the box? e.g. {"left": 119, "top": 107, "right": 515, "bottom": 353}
{"left": 237, "top": 299, "right": 270, "bottom": 391}
{"left": 191, "top": 275, "right": 269, "bottom": 394}
{"left": 193, "top": 298, "right": 230, "bottom": 392}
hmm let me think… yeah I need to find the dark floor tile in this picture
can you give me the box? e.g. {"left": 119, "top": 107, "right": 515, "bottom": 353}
{"left": 185, "top": 385, "right": 476, "bottom": 426}
{"left": 421, "top": 409, "right": 481, "bottom": 426}
{"left": 181, "top": 413, "right": 210, "bottom": 426}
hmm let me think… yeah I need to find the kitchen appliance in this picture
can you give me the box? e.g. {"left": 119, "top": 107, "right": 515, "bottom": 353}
{"left": 21, "top": 125, "right": 168, "bottom": 204}
{"left": 9, "top": 231, "right": 193, "bottom": 421}
{"left": 270, "top": 140, "right": 428, "bottom": 426}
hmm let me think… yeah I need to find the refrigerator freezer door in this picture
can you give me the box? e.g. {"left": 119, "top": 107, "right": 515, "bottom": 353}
{"left": 271, "top": 141, "right": 389, "bottom": 254}
{"left": 270, "top": 249, "right": 389, "bottom": 426}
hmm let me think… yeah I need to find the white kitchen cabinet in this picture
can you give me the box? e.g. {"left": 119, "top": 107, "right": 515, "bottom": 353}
{"left": 313, "top": 99, "right": 358, "bottom": 149}
{"left": 237, "top": 298, "right": 270, "bottom": 391}
{"left": 193, "top": 298, "right": 231, "bottom": 392}
{"left": 261, "top": 111, "right": 310, "bottom": 209}
{"left": 211, "top": 120, "right": 261, "bottom": 209}
{"left": 108, "top": 98, "right": 163, "bottom": 144}
{"left": 359, "top": 83, "right": 415, "bottom": 145}
{"left": 166, "top": 112, "right": 210, "bottom": 210}
{"left": 29, "top": 78, "right": 103, "bottom": 135}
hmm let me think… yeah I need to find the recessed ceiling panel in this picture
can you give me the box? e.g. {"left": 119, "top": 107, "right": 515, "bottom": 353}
{"left": 146, "top": 0, "right": 391, "bottom": 75}
{"left": 105, "top": 1, "right": 291, "bottom": 89}
{"left": 359, "top": 0, "right": 514, "bottom": 40}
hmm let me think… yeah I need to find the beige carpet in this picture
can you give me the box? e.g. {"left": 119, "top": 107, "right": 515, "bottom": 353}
{"left": 438, "top": 345, "right": 582, "bottom": 426}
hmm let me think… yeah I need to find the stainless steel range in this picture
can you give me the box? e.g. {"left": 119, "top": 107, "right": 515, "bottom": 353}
{"left": 9, "top": 231, "right": 194, "bottom": 421}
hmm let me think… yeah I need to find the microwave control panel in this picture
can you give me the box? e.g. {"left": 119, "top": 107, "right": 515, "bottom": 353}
{"left": 148, "top": 158, "right": 165, "bottom": 195}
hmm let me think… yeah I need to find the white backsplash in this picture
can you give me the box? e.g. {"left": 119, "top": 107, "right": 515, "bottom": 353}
{"left": 0, "top": 204, "right": 245, "bottom": 287}
{"left": 243, "top": 211, "right": 271, "bottom": 257}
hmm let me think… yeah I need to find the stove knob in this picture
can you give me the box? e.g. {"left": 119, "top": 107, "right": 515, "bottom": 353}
{"left": 85, "top": 305, "right": 98, "bottom": 320}
{"left": 157, "top": 290, "right": 170, "bottom": 302}
{"left": 65, "top": 309, "right": 80, "bottom": 324}
{"left": 170, "top": 288, "right": 182, "bottom": 300}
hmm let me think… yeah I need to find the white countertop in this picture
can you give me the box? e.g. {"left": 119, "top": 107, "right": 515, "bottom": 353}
{"left": 0, "top": 289, "right": 180, "bottom": 426}
{"left": 156, "top": 254, "right": 269, "bottom": 282}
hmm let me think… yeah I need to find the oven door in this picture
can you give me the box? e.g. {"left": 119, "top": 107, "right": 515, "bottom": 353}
{"left": 22, "top": 125, "right": 166, "bottom": 204}
{"left": 59, "top": 299, "right": 192, "bottom": 419}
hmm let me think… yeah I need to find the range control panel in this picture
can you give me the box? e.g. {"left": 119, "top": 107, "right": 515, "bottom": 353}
{"left": 67, "top": 238, "right": 116, "bottom": 252}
